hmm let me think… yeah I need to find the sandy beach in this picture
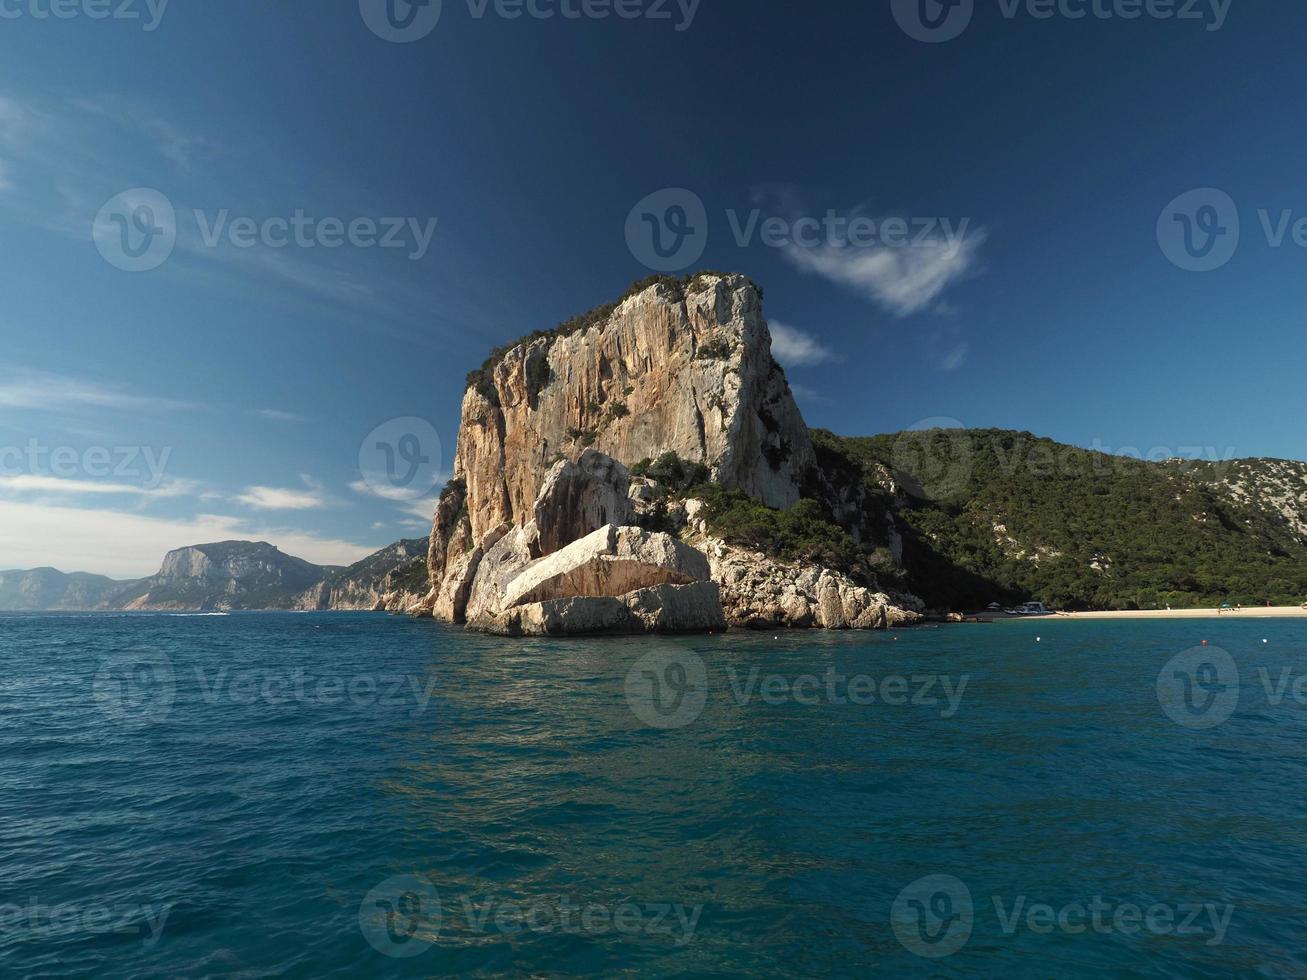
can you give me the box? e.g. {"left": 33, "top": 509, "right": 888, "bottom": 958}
{"left": 1046, "top": 607, "right": 1307, "bottom": 621}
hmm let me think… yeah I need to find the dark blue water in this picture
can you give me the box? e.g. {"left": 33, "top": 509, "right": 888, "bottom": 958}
{"left": 2, "top": 612, "right": 1306, "bottom": 977}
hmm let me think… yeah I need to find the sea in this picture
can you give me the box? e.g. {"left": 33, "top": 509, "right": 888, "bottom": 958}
{"left": 2, "top": 611, "right": 1305, "bottom": 977}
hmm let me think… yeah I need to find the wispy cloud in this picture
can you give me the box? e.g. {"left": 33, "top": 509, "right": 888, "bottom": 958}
{"left": 235, "top": 485, "right": 326, "bottom": 511}
{"left": 768, "top": 320, "right": 837, "bottom": 367}
{"left": 0, "top": 499, "right": 375, "bottom": 578}
{"left": 0, "top": 474, "right": 200, "bottom": 497}
{"left": 349, "top": 478, "right": 440, "bottom": 521}
{"left": 251, "top": 408, "right": 309, "bottom": 424}
{"left": 0, "top": 367, "right": 198, "bottom": 414}
{"left": 940, "top": 343, "right": 968, "bottom": 371}
{"left": 783, "top": 226, "right": 985, "bottom": 317}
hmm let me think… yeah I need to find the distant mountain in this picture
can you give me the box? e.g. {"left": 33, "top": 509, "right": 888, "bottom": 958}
{"left": 116, "top": 541, "right": 336, "bottom": 611}
{"left": 0, "top": 568, "right": 126, "bottom": 611}
{"left": 294, "top": 538, "right": 430, "bottom": 612}
{"left": 0, "top": 539, "right": 430, "bottom": 613}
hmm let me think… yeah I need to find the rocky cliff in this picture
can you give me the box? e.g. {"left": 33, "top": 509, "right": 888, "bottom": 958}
{"left": 424, "top": 272, "right": 921, "bottom": 635}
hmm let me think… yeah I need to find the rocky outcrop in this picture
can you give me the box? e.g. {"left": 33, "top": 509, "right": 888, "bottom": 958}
{"left": 427, "top": 272, "right": 919, "bottom": 636}
{"left": 477, "top": 583, "right": 726, "bottom": 637}
{"left": 533, "top": 450, "right": 634, "bottom": 555}
{"left": 698, "top": 536, "right": 923, "bottom": 631}
{"left": 498, "top": 525, "right": 709, "bottom": 611}
{"left": 467, "top": 524, "right": 718, "bottom": 635}
{"left": 446, "top": 273, "right": 814, "bottom": 555}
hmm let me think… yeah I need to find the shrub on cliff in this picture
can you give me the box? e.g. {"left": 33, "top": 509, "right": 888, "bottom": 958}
{"left": 696, "top": 487, "right": 863, "bottom": 573}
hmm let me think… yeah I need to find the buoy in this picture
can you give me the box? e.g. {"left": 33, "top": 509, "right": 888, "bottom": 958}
{"left": 1264, "top": 639, "right": 1269, "bottom": 644}
{"left": 1037, "top": 637, "right": 1042, "bottom": 643}
{"left": 1203, "top": 640, "right": 1208, "bottom": 646}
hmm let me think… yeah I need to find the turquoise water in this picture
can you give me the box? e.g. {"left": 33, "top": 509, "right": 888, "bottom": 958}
{"left": 2, "top": 612, "right": 1306, "bottom": 977}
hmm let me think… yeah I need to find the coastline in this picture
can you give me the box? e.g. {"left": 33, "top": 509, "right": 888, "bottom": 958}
{"left": 1007, "top": 606, "right": 1307, "bottom": 621}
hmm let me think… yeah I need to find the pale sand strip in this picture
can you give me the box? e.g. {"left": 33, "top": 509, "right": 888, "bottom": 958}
{"left": 1048, "top": 607, "right": 1307, "bottom": 621}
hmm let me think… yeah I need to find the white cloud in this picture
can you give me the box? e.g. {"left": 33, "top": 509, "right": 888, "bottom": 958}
{"left": 0, "top": 475, "right": 199, "bottom": 497}
{"left": 235, "top": 485, "right": 326, "bottom": 511}
{"left": 940, "top": 343, "right": 968, "bottom": 371}
{"left": 251, "top": 408, "right": 308, "bottom": 424}
{"left": 349, "top": 478, "right": 442, "bottom": 521}
{"left": 782, "top": 223, "right": 985, "bottom": 317}
{"left": 0, "top": 367, "right": 197, "bottom": 414}
{"left": 0, "top": 500, "right": 374, "bottom": 578}
{"left": 768, "top": 321, "right": 836, "bottom": 367}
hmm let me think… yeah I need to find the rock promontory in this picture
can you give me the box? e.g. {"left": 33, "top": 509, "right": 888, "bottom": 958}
{"left": 423, "top": 272, "right": 922, "bottom": 635}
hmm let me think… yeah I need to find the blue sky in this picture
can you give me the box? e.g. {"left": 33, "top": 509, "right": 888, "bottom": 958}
{"left": 2, "top": 0, "right": 1305, "bottom": 576}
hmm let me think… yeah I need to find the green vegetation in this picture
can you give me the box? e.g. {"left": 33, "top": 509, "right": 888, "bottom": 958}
{"left": 696, "top": 486, "right": 863, "bottom": 573}
{"left": 525, "top": 355, "right": 553, "bottom": 401}
{"left": 821, "top": 428, "right": 1307, "bottom": 610}
{"left": 631, "top": 451, "right": 710, "bottom": 493}
{"left": 464, "top": 272, "right": 757, "bottom": 399}
{"left": 629, "top": 451, "right": 864, "bottom": 575}
{"left": 696, "top": 337, "right": 733, "bottom": 360}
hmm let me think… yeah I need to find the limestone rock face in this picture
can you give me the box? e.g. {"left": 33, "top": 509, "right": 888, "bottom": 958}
{"left": 533, "top": 450, "right": 634, "bottom": 555}
{"left": 453, "top": 273, "right": 814, "bottom": 543}
{"left": 700, "top": 536, "right": 924, "bottom": 631}
{"left": 498, "top": 525, "right": 710, "bottom": 612}
{"left": 463, "top": 524, "right": 534, "bottom": 625}
{"left": 476, "top": 583, "right": 726, "bottom": 637}
{"left": 428, "top": 273, "right": 921, "bottom": 636}
{"left": 433, "top": 546, "right": 483, "bottom": 623}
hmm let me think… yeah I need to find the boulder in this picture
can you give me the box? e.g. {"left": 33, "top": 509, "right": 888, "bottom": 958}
{"left": 463, "top": 524, "right": 534, "bottom": 624}
{"left": 532, "top": 450, "right": 634, "bottom": 556}
{"left": 498, "top": 525, "right": 710, "bottom": 611}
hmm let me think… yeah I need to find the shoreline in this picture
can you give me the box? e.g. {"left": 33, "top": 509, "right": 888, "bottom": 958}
{"left": 982, "top": 606, "right": 1307, "bottom": 622}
